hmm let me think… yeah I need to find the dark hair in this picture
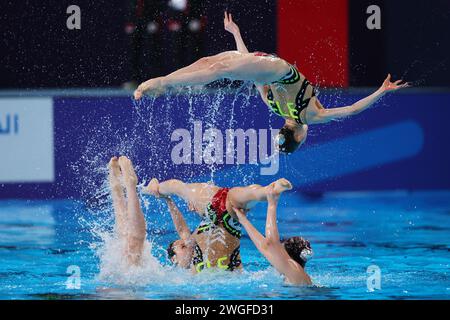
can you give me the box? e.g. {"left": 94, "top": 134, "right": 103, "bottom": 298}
{"left": 278, "top": 127, "right": 301, "bottom": 154}
{"left": 167, "top": 241, "right": 176, "bottom": 260}
{"left": 281, "top": 236, "right": 313, "bottom": 268}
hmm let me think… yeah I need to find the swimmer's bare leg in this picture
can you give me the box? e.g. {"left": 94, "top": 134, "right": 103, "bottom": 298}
{"left": 163, "top": 55, "right": 288, "bottom": 87}
{"left": 134, "top": 54, "right": 289, "bottom": 99}
{"left": 108, "top": 157, "right": 128, "bottom": 239}
{"left": 118, "top": 156, "right": 147, "bottom": 266}
{"left": 227, "top": 178, "right": 293, "bottom": 213}
{"left": 166, "top": 52, "right": 240, "bottom": 78}
{"left": 143, "top": 178, "right": 219, "bottom": 216}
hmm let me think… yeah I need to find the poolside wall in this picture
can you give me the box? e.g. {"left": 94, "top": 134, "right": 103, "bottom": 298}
{"left": 1, "top": 90, "right": 449, "bottom": 199}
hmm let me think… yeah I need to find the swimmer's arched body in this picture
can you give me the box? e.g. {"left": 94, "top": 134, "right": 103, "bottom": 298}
{"left": 134, "top": 12, "right": 410, "bottom": 153}
{"left": 234, "top": 184, "right": 312, "bottom": 286}
{"left": 144, "top": 176, "right": 297, "bottom": 274}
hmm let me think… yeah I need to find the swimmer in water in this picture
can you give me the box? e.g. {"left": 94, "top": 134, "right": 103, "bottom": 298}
{"left": 107, "top": 155, "right": 292, "bottom": 272}
{"left": 108, "top": 156, "right": 147, "bottom": 266}
{"left": 144, "top": 176, "right": 294, "bottom": 273}
{"left": 134, "top": 12, "right": 410, "bottom": 154}
{"left": 233, "top": 184, "right": 313, "bottom": 286}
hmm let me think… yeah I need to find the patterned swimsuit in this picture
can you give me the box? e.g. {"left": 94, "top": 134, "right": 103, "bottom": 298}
{"left": 192, "top": 188, "right": 242, "bottom": 272}
{"left": 254, "top": 51, "right": 317, "bottom": 124}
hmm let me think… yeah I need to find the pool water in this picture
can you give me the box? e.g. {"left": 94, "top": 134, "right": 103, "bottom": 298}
{"left": 0, "top": 190, "right": 449, "bottom": 300}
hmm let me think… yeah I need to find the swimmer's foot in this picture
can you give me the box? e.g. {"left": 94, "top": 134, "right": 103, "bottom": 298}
{"left": 118, "top": 156, "right": 138, "bottom": 188}
{"left": 134, "top": 77, "right": 166, "bottom": 100}
{"left": 270, "top": 178, "right": 293, "bottom": 195}
{"left": 142, "top": 178, "right": 160, "bottom": 197}
{"left": 108, "top": 156, "right": 122, "bottom": 189}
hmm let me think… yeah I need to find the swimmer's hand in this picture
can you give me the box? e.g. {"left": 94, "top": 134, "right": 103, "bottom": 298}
{"left": 142, "top": 178, "right": 161, "bottom": 197}
{"left": 224, "top": 11, "right": 240, "bottom": 35}
{"left": 379, "top": 74, "right": 411, "bottom": 94}
{"left": 232, "top": 206, "right": 250, "bottom": 221}
{"left": 266, "top": 184, "right": 280, "bottom": 205}
{"left": 232, "top": 207, "right": 246, "bottom": 221}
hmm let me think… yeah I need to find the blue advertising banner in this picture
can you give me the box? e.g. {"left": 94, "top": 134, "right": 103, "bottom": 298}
{"left": 1, "top": 90, "right": 449, "bottom": 199}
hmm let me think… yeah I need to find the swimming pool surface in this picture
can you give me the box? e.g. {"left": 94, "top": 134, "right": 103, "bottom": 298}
{"left": 0, "top": 191, "right": 449, "bottom": 300}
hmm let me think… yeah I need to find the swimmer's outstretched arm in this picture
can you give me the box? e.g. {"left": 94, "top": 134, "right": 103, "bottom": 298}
{"left": 224, "top": 11, "right": 249, "bottom": 54}
{"left": 224, "top": 11, "right": 268, "bottom": 98}
{"left": 164, "top": 197, "right": 192, "bottom": 241}
{"left": 308, "top": 74, "right": 410, "bottom": 124}
{"left": 234, "top": 185, "right": 312, "bottom": 286}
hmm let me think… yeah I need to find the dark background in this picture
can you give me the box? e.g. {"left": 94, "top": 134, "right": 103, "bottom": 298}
{"left": 1, "top": 0, "right": 449, "bottom": 88}
{"left": 0, "top": 0, "right": 277, "bottom": 88}
{"left": 349, "top": 0, "right": 450, "bottom": 87}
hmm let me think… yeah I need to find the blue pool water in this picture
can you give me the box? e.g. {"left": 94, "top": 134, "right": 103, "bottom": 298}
{"left": 0, "top": 191, "right": 449, "bottom": 300}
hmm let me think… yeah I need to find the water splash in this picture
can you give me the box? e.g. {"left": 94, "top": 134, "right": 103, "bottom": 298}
{"left": 68, "top": 84, "right": 279, "bottom": 285}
